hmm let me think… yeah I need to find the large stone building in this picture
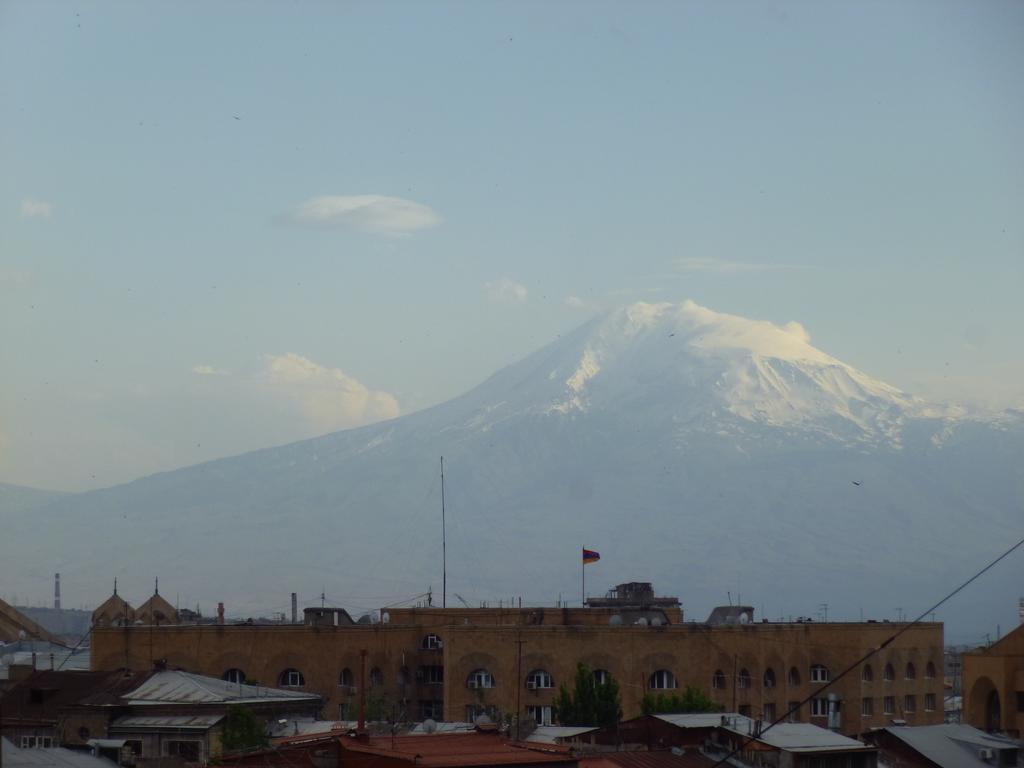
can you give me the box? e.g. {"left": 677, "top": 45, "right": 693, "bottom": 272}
{"left": 90, "top": 585, "right": 943, "bottom": 737}
{"left": 962, "top": 619, "right": 1024, "bottom": 735}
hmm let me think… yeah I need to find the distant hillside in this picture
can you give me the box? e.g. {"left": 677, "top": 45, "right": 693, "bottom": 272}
{"left": 0, "top": 482, "right": 69, "bottom": 515}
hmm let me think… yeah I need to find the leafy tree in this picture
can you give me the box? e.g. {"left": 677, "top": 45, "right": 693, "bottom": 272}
{"left": 553, "top": 663, "right": 622, "bottom": 727}
{"left": 220, "top": 704, "right": 269, "bottom": 752}
{"left": 640, "top": 685, "right": 720, "bottom": 715}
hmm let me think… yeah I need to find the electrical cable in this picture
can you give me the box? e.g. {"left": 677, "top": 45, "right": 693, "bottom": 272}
{"left": 709, "top": 534, "right": 1024, "bottom": 768}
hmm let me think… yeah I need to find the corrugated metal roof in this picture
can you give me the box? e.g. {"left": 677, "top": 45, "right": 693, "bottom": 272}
{"left": 654, "top": 714, "right": 728, "bottom": 729}
{"left": 340, "top": 733, "right": 576, "bottom": 767}
{"left": 110, "top": 714, "right": 224, "bottom": 730}
{"left": 122, "top": 670, "right": 319, "bottom": 705}
{"left": 719, "top": 717, "right": 869, "bottom": 753}
{"left": 881, "top": 725, "right": 1021, "bottom": 768}
{"left": 0, "top": 738, "right": 117, "bottom": 768}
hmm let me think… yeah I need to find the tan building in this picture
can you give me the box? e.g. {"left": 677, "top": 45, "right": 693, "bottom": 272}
{"left": 91, "top": 583, "right": 136, "bottom": 628}
{"left": 962, "top": 620, "right": 1024, "bottom": 735}
{"left": 91, "top": 596, "right": 943, "bottom": 737}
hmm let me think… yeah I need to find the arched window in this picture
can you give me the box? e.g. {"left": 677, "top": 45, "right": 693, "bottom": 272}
{"left": 905, "top": 662, "right": 916, "bottom": 680}
{"left": 810, "top": 664, "right": 830, "bottom": 683}
{"left": 712, "top": 670, "right": 727, "bottom": 690}
{"left": 369, "top": 667, "right": 383, "bottom": 688}
{"left": 763, "top": 668, "right": 776, "bottom": 689}
{"left": 884, "top": 664, "right": 895, "bottom": 682}
{"left": 223, "top": 668, "right": 245, "bottom": 684}
{"left": 279, "top": 668, "right": 305, "bottom": 687}
{"left": 339, "top": 668, "right": 354, "bottom": 688}
{"left": 526, "top": 670, "right": 553, "bottom": 689}
{"left": 862, "top": 665, "right": 873, "bottom": 682}
{"left": 593, "top": 669, "right": 610, "bottom": 685}
{"left": 925, "top": 661, "right": 937, "bottom": 679}
{"left": 421, "top": 634, "right": 443, "bottom": 650}
{"left": 738, "top": 669, "right": 752, "bottom": 689}
{"left": 649, "top": 670, "right": 678, "bottom": 690}
{"left": 468, "top": 669, "right": 494, "bottom": 689}
{"left": 788, "top": 667, "right": 801, "bottom": 687}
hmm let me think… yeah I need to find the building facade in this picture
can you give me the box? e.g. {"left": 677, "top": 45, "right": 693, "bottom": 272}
{"left": 91, "top": 605, "right": 943, "bottom": 737}
{"left": 962, "top": 621, "right": 1024, "bottom": 735}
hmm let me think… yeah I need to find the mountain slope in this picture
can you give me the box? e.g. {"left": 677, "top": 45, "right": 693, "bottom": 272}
{"left": 2, "top": 302, "right": 1020, "bottom": 636}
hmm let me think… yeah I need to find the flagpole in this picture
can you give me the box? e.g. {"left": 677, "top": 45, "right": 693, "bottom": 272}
{"left": 581, "top": 546, "right": 585, "bottom": 607}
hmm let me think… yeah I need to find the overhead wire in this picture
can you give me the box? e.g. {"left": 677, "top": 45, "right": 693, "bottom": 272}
{"left": 708, "top": 533, "right": 1024, "bottom": 768}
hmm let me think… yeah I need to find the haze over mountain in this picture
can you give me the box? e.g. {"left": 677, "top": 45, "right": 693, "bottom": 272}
{"left": 3, "top": 302, "right": 1021, "bottom": 638}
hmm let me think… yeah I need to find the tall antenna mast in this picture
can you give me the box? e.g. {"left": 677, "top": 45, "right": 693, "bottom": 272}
{"left": 441, "top": 456, "right": 447, "bottom": 609}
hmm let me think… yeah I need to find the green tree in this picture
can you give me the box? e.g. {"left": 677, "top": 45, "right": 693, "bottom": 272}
{"left": 220, "top": 704, "right": 269, "bottom": 752}
{"left": 640, "top": 685, "right": 721, "bottom": 715}
{"left": 552, "top": 663, "right": 622, "bottom": 727}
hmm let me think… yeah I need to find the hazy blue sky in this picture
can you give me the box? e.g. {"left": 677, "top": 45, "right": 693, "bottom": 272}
{"left": 2, "top": 0, "right": 1022, "bottom": 492}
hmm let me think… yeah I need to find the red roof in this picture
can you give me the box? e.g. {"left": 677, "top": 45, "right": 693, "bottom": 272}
{"left": 339, "top": 732, "right": 576, "bottom": 768}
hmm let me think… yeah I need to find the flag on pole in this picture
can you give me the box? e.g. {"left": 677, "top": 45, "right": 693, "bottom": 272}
{"left": 582, "top": 548, "right": 601, "bottom": 565}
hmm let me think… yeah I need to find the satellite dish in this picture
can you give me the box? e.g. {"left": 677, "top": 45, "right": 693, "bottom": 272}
{"left": 651, "top": 616, "right": 664, "bottom": 627}
{"left": 635, "top": 617, "right": 649, "bottom": 626}
{"left": 381, "top": 611, "right": 390, "bottom": 624}
{"left": 422, "top": 719, "right": 438, "bottom": 734}
{"left": 739, "top": 612, "right": 750, "bottom": 624}
{"left": 474, "top": 714, "right": 492, "bottom": 726}
{"left": 609, "top": 615, "right": 623, "bottom": 626}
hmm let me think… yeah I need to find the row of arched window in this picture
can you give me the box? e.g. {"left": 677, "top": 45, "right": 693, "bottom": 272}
{"left": 225, "top": 658, "right": 938, "bottom": 691}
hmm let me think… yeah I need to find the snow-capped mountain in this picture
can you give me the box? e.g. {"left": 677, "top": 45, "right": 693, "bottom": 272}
{"left": 2, "top": 302, "right": 1021, "bottom": 636}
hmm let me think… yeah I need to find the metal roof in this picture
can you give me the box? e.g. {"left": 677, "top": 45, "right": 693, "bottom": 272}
{"left": 526, "top": 726, "right": 600, "bottom": 744}
{"left": 339, "top": 732, "right": 576, "bottom": 767}
{"left": 880, "top": 724, "right": 1021, "bottom": 768}
{"left": 654, "top": 714, "right": 730, "bottom": 729}
{"left": 717, "top": 716, "right": 870, "bottom": 753}
{"left": 0, "top": 738, "right": 118, "bottom": 768}
{"left": 122, "top": 670, "right": 319, "bottom": 705}
{"left": 110, "top": 714, "right": 224, "bottom": 730}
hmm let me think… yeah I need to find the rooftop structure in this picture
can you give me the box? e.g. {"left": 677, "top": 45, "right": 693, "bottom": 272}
{"left": 869, "top": 724, "right": 1020, "bottom": 768}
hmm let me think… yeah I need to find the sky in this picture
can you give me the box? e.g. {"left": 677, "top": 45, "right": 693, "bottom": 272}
{"left": 2, "top": 0, "right": 1023, "bottom": 493}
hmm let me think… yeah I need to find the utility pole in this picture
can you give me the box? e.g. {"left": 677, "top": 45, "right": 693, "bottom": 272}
{"left": 441, "top": 457, "right": 447, "bottom": 609}
{"left": 515, "top": 636, "right": 525, "bottom": 740}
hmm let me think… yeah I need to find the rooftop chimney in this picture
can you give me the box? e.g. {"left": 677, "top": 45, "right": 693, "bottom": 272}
{"left": 291, "top": 593, "right": 298, "bottom": 624}
{"left": 54, "top": 573, "right": 61, "bottom": 610}
{"left": 217, "top": 602, "right": 225, "bottom": 625}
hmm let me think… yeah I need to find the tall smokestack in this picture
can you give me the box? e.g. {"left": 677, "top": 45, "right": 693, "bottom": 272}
{"left": 291, "top": 593, "right": 298, "bottom": 624}
{"left": 217, "top": 602, "right": 225, "bottom": 625}
{"left": 54, "top": 573, "right": 61, "bottom": 610}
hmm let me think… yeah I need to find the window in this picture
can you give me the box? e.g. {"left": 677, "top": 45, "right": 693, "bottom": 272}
{"left": 810, "top": 664, "right": 830, "bottom": 683}
{"left": 422, "top": 634, "right": 443, "bottom": 650}
{"left": 649, "top": 669, "right": 677, "bottom": 690}
{"left": 398, "top": 666, "right": 410, "bottom": 686}
{"left": 712, "top": 669, "right": 727, "bottom": 689}
{"left": 883, "top": 696, "right": 895, "bottom": 714}
{"left": 20, "top": 737, "right": 51, "bottom": 749}
{"left": 763, "top": 702, "right": 776, "bottom": 721}
{"left": 884, "top": 664, "right": 895, "bottom": 682}
{"left": 527, "top": 669, "right": 553, "bottom": 689}
{"left": 905, "top": 662, "right": 916, "bottom": 680}
{"left": 420, "top": 700, "right": 443, "bottom": 719}
{"left": 904, "top": 695, "right": 916, "bottom": 713}
{"left": 925, "top": 661, "right": 936, "bottom": 679}
{"left": 593, "top": 669, "right": 610, "bottom": 685}
{"left": 280, "top": 668, "right": 305, "bottom": 687}
{"left": 811, "top": 697, "right": 829, "bottom": 717}
{"left": 419, "top": 665, "right": 444, "bottom": 685}
{"left": 527, "top": 704, "right": 554, "bottom": 725}
{"left": 862, "top": 697, "right": 874, "bottom": 717}
{"left": 788, "top": 667, "right": 801, "bottom": 686}
{"left": 467, "top": 669, "right": 494, "bottom": 689}
{"left": 862, "top": 665, "right": 873, "bottom": 683}
{"left": 1017, "top": 692, "right": 1024, "bottom": 713}
{"left": 737, "top": 668, "right": 751, "bottom": 689}
{"left": 369, "top": 667, "right": 383, "bottom": 688}
{"left": 925, "top": 693, "right": 936, "bottom": 711}
{"left": 738, "top": 704, "right": 752, "bottom": 717}
{"left": 166, "top": 741, "right": 201, "bottom": 762}
{"left": 763, "top": 668, "right": 776, "bottom": 689}
{"left": 124, "top": 740, "right": 142, "bottom": 756}
{"left": 78, "top": 727, "right": 90, "bottom": 741}
{"left": 787, "top": 701, "right": 801, "bottom": 722}
{"left": 340, "top": 668, "right": 354, "bottom": 688}
{"left": 338, "top": 703, "right": 351, "bottom": 719}
{"left": 223, "top": 668, "right": 245, "bottom": 684}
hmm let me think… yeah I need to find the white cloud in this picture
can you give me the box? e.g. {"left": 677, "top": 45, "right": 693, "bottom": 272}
{"left": 563, "top": 295, "right": 587, "bottom": 310}
{"left": 191, "top": 365, "right": 228, "bottom": 376}
{"left": 290, "top": 194, "right": 440, "bottom": 236}
{"left": 20, "top": 198, "right": 52, "bottom": 218}
{"left": 674, "top": 257, "right": 806, "bottom": 273}
{"left": 783, "top": 321, "right": 811, "bottom": 344}
{"left": 261, "top": 353, "right": 399, "bottom": 432}
{"left": 485, "top": 277, "right": 528, "bottom": 304}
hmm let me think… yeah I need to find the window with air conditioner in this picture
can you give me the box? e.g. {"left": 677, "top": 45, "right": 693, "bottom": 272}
{"left": 467, "top": 669, "right": 494, "bottom": 689}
